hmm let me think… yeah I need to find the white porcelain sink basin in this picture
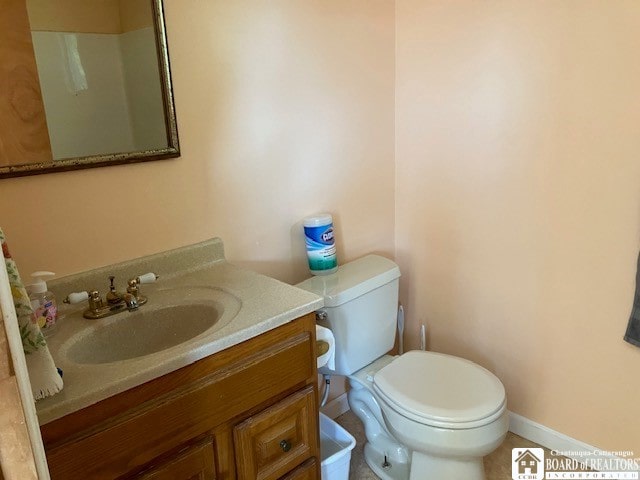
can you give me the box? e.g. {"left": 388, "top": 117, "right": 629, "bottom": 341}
{"left": 63, "top": 287, "right": 241, "bottom": 364}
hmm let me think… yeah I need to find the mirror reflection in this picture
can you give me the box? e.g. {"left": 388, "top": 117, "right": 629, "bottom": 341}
{"left": 29, "top": 0, "right": 168, "bottom": 160}
{"left": 0, "top": 0, "right": 179, "bottom": 178}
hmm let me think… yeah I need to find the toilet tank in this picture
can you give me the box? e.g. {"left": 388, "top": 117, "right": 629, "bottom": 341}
{"left": 296, "top": 255, "right": 400, "bottom": 375}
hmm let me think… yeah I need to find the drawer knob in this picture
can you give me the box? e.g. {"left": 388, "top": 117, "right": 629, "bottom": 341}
{"left": 279, "top": 439, "right": 292, "bottom": 452}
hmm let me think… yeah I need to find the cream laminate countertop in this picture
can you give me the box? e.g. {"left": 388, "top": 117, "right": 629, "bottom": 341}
{"left": 35, "top": 238, "right": 323, "bottom": 425}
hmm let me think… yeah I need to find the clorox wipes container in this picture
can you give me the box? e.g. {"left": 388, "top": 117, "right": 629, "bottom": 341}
{"left": 303, "top": 213, "right": 338, "bottom": 275}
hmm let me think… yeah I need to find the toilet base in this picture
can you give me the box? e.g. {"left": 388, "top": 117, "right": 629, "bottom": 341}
{"left": 363, "top": 441, "right": 486, "bottom": 480}
{"left": 364, "top": 442, "right": 410, "bottom": 480}
{"left": 409, "top": 450, "right": 485, "bottom": 480}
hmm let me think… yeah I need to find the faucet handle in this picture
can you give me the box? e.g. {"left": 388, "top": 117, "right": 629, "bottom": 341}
{"left": 127, "top": 273, "right": 158, "bottom": 295}
{"left": 125, "top": 273, "right": 156, "bottom": 306}
{"left": 136, "top": 273, "right": 159, "bottom": 284}
{"left": 64, "top": 291, "right": 89, "bottom": 304}
{"left": 64, "top": 289, "right": 105, "bottom": 312}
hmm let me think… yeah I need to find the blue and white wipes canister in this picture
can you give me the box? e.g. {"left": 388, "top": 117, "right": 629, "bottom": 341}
{"left": 303, "top": 213, "right": 338, "bottom": 275}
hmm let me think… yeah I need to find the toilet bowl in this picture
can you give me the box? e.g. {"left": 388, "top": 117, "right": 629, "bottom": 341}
{"left": 348, "top": 352, "right": 508, "bottom": 480}
{"left": 296, "top": 254, "right": 508, "bottom": 480}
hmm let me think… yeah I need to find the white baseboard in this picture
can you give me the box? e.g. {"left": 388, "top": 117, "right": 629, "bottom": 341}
{"left": 320, "top": 392, "right": 349, "bottom": 419}
{"left": 508, "top": 411, "right": 638, "bottom": 472}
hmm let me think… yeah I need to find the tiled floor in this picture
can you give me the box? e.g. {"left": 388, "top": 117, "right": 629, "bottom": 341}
{"left": 334, "top": 410, "right": 550, "bottom": 479}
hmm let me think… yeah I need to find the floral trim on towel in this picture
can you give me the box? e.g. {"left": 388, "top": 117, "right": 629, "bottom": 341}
{"left": 0, "top": 228, "right": 46, "bottom": 354}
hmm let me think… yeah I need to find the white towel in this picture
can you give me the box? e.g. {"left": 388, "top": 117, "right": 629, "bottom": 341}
{"left": 316, "top": 324, "right": 335, "bottom": 370}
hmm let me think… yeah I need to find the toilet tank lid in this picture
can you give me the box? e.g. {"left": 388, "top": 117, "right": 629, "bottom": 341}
{"left": 296, "top": 254, "right": 400, "bottom": 307}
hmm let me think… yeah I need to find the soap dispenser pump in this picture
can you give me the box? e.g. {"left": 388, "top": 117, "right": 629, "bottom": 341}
{"left": 28, "top": 271, "right": 58, "bottom": 335}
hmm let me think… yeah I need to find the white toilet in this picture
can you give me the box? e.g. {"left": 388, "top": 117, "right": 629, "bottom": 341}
{"left": 297, "top": 255, "right": 508, "bottom": 480}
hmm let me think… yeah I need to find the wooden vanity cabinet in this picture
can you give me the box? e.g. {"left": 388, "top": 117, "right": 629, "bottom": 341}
{"left": 40, "top": 313, "right": 321, "bottom": 480}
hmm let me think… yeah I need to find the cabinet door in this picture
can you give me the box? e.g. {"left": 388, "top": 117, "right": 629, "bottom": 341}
{"left": 279, "top": 459, "right": 318, "bottom": 480}
{"left": 135, "top": 438, "right": 216, "bottom": 480}
{"left": 234, "top": 386, "right": 319, "bottom": 480}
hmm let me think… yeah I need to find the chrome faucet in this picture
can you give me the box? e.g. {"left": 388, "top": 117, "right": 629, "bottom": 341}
{"left": 64, "top": 273, "right": 158, "bottom": 319}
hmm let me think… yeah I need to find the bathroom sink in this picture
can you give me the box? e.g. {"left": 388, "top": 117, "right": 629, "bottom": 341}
{"left": 63, "top": 287, "right": 241, "bottom": 364}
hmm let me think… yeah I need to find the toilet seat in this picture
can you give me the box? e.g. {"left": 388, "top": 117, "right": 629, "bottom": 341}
{"left": 373, "top": 351, "right": 506, "bottom": 430}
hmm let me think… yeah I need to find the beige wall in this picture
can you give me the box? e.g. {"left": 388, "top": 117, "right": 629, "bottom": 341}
{"left": 119, "top": 0, "right": 153, "bottom": 33}
{"left": 396, "top": 0, "right": 640, "bottom": 454}
{"left": 5, "top": 0, "right": 639, "bottom": 457}
{"left": 27, "top": 0, "right": 152, "bottom": 34}
{"left": 0, "top": 0, "right": 395, "bottom": 285}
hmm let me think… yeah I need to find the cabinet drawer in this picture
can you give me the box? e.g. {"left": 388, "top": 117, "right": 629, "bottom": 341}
{"left": 234, "top": 386, "right": 318, "bottom": 480}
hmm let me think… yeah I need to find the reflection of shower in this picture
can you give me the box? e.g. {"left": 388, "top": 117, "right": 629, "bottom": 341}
{"left": 59, "top": 33, "right": 87, "bottom": 94}
{"left": 31, "top": 26, "right": 167, "bottom": 159}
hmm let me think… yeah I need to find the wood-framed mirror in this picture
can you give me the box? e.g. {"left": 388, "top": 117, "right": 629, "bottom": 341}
{"left": 0, "top": 0, "right": 179, "bottom": 179}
